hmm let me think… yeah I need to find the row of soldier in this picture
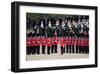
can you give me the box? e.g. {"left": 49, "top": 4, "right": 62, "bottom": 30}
{"left": 26, "top": 17, "right": 89, "bottom": 55}
{"left": 27, "top": 37, "right": 89, "bottom": 55}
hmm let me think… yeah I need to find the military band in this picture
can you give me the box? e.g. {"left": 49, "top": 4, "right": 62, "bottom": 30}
{"left": 26, "top": 16, "right": 89, "bottom": 55}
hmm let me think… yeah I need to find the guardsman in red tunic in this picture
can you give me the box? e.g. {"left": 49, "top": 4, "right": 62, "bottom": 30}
{"left": 80, "top": 38, "right": 84, "bottom": 53}
{"left": 78, "top": 38, "right": 81, "bottom": 53}
{"left": 84, "top": 31, "right": 89, "bottom": 54}
{"left": 46, "top": 38, "right": 51, "bottom": 54}
{"left": 60, "top": 37, "right": 65, "bottom": 55}
{"left": 31, "top": 38, "right": 36, "bottom": 54}
{"left": 35, "top": 37, "right": 40, "bottom": 54}
{"left": 40, "top": 37, "right": 46, "bottom": 54}
{"left": 65, "top": 37, "right": 68, "bottom": 53}
{"left": 83, "top": 38, "right": 87, "bottom": 53}
{"left": 26, "top": 38, "right": 32, "bottom": 55}
{"left": 54, "top": 36, "right": 58, "bottom": 53}
{"left": 71, "top": 37, "right": 75, "bottom": 53}
{"left": 67, "top": 37, "right": 70, "bottom": 53}
{"left": 86, "top": 38, "right": 89, "bottom": 54}
{"left": 75, "top": 37, "right": 79, "bottom": 53}
{"left": 51, "top": 36, "right": 58, "bottom": 53}
{"left": 51, "top": 37, "right": 55, "bottom": 53}
{"left": 83, "top": 38, "right": 86, "bottom": 54}
{"left": 68, "top": 36, "right": 72, "bottom": 53}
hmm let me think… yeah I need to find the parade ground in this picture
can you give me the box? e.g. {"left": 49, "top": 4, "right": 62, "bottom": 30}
{"left": 26, "top": 53, "right": 89, "bottom": 61}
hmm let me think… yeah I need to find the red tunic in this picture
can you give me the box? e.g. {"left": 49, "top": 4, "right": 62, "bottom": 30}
{"left": 81, "top": 38, "right": 84, "bottom": 46}
{"left": 26, "top": 38, "right": 31, "bottom": 47}
{"left": 75, "top": 38, "right": 78, "bottom": 46}
{"left": 51, "top": 37, "right": 58, "bottom": 45}
{"left": 78, "top": 38, "right": 81, "bottom": 46}
{"left": 46, "top": 38, "right": 51, "bottom": 46}
{"left": 84, "top": 38, "right": 87, "bottom": 46}
{"left": 54, "top": 37, "right": 58, "bottom": 45}
{"left": 40, "top": 38, "right": 46, "bottom": 46}
{"left": 86, "top": 38, "right": 89, "bottom": 46}
{"left": 60, "top": 37, "right": 65, "bottom": 47}
{"left": 83, "top": 38, "right": 86, "bottom": 46}
{"left": 35, "top": 38, "right": 40, "bottom": 46}
{"left": 65, "top": 37, "right": 68, "bottom": 45}
{"left": 68, "top": 37, "right": 72, "bottom": 46}
{"left": 71, "top": 38, "right": 75, "bottom": 45}
{"left": 31, "top": 38, "right": 36, "bottom": 46}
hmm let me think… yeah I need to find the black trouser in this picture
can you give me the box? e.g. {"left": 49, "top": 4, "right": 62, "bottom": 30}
{"left": 79, "top": 46, "right": 81, "bottom": 53}
{"left": 27, "top": 46, "right": 32, "bottom": 55}
{"left": 36, "top": 46, "right": 40, "bottom": 54}
{"left": 66, "top": 45, "right": 68, "bottom": 53}
{"left": 54, "top": 45, "right": 57, "bottom": 53}
{"left": 79, "top": 46, "right": 84, "bottom": 53}
{"left": 31, "top": 46, "right": 36, "bottom": 54}
{"left": 51, "top": 45, "right": 54, "bottom": 53}
{"left": 76, "top": 45, "right": 79, "bottom": 53}
{"left": 83, "top": 46, "right": 85, "bottom": 53}
{"left": 81, "top": 46, "right": 84, "bottom": 53}
{"left": 87, "top": 46, "right": 89, "bottom": 54}
{"left": 61, "top": 46, "right": 65, "bottom": 55}
{"left": 69, "top": 45, "right": 71, "bottom": 53}
{"left": 47, "top": 46, "right": 51, "bottom": 54}
{"left": 83, "top": 46, "right": 86, "bottom": 54}
{"left": 85, "top": 46, "right": 89, "bottom": 54}
{"left": 42, "top": 46, "right": 45, "bottom": 54}
{"left": 51, "top": 45, "right": 57, "bottom": 53}
{"left": 72, "top": 45, "right": 74, "bottom": 53}
{"left": 63, "top": 46, "right": 65, "bottom": 53}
